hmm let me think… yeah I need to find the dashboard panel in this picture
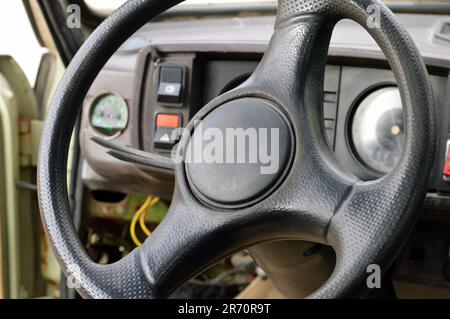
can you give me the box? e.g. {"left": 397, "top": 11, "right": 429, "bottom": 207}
{"left": 79, "top": 13, "right": 450, "bottom": 203}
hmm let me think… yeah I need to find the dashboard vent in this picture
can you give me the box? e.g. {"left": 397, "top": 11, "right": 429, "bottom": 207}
{"left": 435, "top": 20, "right": 450, "bottom": 42}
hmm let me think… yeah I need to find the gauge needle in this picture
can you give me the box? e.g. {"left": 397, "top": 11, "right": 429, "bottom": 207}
{"left": 91, "top": 136, "right": 175, "bottom": 171}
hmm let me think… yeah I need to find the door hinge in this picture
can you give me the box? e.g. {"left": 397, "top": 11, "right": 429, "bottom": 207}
{"left": 19, "top": 116, "right": 43, "bottom": 167}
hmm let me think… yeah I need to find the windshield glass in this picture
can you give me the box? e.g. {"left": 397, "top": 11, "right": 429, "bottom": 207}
{"left": 86, "top": 0, "right": 275, "bottom": 14}
{"left": 85, "top": 0, "right": 450, "bottom": 16}
{"left": 86, "top": 0, "right": 448, "bottom": 15}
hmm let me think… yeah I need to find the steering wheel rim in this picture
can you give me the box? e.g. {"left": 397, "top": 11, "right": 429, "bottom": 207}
{"left": 38, "top": 0, "right": 435, "bottom": 299}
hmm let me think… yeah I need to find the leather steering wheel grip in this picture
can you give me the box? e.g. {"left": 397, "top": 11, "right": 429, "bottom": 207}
{"left": 37, "top": 0, "right": 435, "bottom": 299}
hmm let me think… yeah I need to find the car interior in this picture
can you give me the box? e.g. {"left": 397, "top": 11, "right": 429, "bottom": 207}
{"left": 1, "top": 0, "right": 450, "bottom": 300}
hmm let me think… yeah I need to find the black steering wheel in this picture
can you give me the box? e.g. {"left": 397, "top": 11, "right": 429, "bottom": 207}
{"left": 38, "top": 0, "right": 435, "bottom": 298}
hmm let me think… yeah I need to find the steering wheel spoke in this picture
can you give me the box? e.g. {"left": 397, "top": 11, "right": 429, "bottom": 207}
{"left": 138, "top": 182, "right": 328, "bottom": 297}
{"left": 137, "top": 190, "right": 235, "bottom": 297}
{"left": 314, "top": 171, "right": 429, "bottom": 298}
{"left": 222, "top": 9, "right": 345, "bottom": 182}
{"left": 245, "top": 12, "right": 335, "bottom": 104}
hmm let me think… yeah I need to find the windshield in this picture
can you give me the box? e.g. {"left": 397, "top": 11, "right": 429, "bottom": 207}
{"left": 86, "top": 0, "right": 274, "bottom": 14}
{"left": 85, "top": 0, "right": 448, "bottom": 15}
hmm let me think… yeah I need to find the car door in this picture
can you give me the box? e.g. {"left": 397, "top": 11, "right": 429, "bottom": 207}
{"left": 0, "top": 1, "right": 66, "bottom": 298}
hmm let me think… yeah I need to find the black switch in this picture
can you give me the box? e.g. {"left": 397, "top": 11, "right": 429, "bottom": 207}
{"left": 157, "top": 65, "right": 184, "bottom": 105}
{"left": 154, "top": 127, "right": 178, "bottom": 151}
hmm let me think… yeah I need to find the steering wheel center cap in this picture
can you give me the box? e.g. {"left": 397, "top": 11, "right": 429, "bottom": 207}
{"left": 185, "top": 98, "right": 293, "bottom": 208}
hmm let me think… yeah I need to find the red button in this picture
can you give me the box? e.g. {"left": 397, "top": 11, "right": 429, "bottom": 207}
{"left": 444, "top": 161, "right": 450, "bottom": 177}
{"left": 156, "top": 114, "right": 180, "bottom": 128}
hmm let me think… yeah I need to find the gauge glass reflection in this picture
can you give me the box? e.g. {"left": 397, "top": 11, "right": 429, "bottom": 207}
{"left": 351, "top": 87, "right": 404, "bottom": 174}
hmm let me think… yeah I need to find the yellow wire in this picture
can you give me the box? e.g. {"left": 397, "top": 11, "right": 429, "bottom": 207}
{"left": 130, "top": 197, "right": 153, "bottom": 247}
{"left": 139, "top": 197, "right": 159, "bottom": 237}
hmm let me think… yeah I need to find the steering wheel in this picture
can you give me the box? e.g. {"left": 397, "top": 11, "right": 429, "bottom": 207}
{"left": 38, "top": 0, "right": 435, "bottom": 299}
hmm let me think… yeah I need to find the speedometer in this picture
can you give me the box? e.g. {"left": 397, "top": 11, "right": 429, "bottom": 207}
{"left": 351, "top": 87, "right": 404, "bottom": 174}
{"left": 89, "top": 93, "right": 128, "bottom": 137}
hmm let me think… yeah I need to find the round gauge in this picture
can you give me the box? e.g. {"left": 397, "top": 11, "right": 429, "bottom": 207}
{"left": 89, "top": 93, "right": 128, "bottom": 137}
{"left": 351, "top": 87, "right": 404, "bottom": 174}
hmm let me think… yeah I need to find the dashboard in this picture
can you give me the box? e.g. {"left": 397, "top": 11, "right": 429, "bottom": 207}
{"left": 79, "top": 13, "right": 450, "bottom": 204}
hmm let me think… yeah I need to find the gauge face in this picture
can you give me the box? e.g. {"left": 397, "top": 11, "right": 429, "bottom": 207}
{"left": 90, "top": 93, "right": 128, "bottom": 137}
{"left": 351, "top": 87, "right": 404, "bottom": 174}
